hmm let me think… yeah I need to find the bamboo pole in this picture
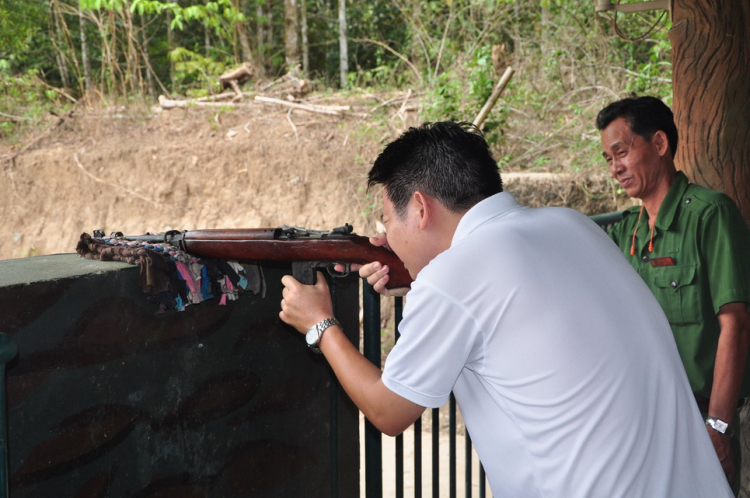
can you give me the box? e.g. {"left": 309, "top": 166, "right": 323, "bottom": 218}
{"left": 472, "top": 66, "right": 515, "bottom": 130}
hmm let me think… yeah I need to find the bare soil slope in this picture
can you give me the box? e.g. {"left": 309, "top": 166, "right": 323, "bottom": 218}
{"left": 0, "top": 94, "right": 631, "bottom": 261}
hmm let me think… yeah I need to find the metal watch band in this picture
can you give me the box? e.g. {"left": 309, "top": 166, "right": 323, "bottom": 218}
{"left": 305, "top": 317, "right": 340, "bottom": 354}
{"left": 705, "top": 416, "right": 734, "bottom": 437}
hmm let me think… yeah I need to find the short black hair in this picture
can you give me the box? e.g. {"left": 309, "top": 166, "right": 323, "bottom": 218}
{"left": 367, "top": 121, "right": 503, "bottom": 218}
{"left": 595, "top": 96, "right": 678, "bottom": 157}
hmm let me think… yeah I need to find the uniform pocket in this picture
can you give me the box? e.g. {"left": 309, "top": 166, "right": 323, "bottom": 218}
{"left": 652, "top": 265, "right": 701, "bottom": 325}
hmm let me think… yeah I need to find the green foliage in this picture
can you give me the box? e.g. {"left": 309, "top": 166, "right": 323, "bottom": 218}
{"left": 168, "top": 47, "right": 228, "bottom": 94}
{"left": 0, "top": 69, "right": 71, "bottom": 140}
{"left": 0, "top": 0, "right": 675, "bottom": 174}
{"left": 420, "top": 46, "right": 506, "bottom": 143}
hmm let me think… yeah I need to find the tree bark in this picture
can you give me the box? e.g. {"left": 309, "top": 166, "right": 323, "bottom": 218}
{"left": 139, "top": 12, "right": 154, "bottom": 98}
{"left": 204, "top": 19, "right": 212, "bottom": 56}
{"left": 410, "top": 0, "right": 423, "bottom": 70}
{"left": 266, "top": 1, "right": 273, "bottom": 51}
{"left": 300, "top": 0, "right": 309, "bottom": 75}
{"left": 51, "top": 4, "right": 71, "bottom": 89}
{"left": 167, "top": 9, "right": 175, "bottom": 90}
{"left": 79, "top": 7, "right": 93, "bottom": 93}
{"left": 234, "top": 0, "right": 259, "bottom": 75}
{"left": 338, "top": 0, "right": 348, "bottom": 88}
{"left": 670, "top": 1, "right": 750, "bottom": 222}
{"left": 284, "top": 0, "right": 300, "bottom": 69}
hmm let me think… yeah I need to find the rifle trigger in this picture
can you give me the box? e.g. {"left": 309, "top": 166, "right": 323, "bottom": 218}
{"left": 327, "top": 263, "right": 351, "bottom": 278}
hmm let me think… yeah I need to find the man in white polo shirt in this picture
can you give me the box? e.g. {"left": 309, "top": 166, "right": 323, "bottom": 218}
{"left": 279, "top": 121, "right": 732, "bottom": 497}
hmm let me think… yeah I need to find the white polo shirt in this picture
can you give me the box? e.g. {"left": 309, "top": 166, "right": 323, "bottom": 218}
{"left": 382, "top": 192, "right": 731, "bottom": 498}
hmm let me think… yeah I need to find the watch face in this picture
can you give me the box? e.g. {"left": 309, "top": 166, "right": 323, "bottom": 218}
{"left": 306, "top": 327, "right": 320, "bottom": 346}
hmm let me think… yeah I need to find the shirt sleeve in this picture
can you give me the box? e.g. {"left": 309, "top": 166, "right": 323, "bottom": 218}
{"left": 700, "top": 199, "right": 750, "bottom": 314}
{"left": 381, "top": 279, "right": 482, "bottom": 408}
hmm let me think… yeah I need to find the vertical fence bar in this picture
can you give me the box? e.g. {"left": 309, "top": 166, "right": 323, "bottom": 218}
{"left": 394, "top": 297, "right": 404, "bottom": 498}
{"left": 479, "top": 464, "right": 486, "bottom": 498}
{"left": 432, "top": 407, "right": 439, "bottom": 498}
{"left": 415, "top": 414, "right": 422, "bottom": 498}
{"left": 465, "top": 432, "right": 472, "bottom": 498}
{"left": 449, "top": 394, "right": 457, "bottom": 498}
{"left": 396, "top": 433, "right": 404, "bottom": 498}
{"left": 363, "top": 282, "right": 382, "bottom": 498}
{"left": 329, "top": 278, "right": 340, "bottom": 497}
{"left": 0, "top": 334, "right": 17, "bottom": 498}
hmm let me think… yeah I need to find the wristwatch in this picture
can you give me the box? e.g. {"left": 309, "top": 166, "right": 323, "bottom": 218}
{"left": 705, "top": 416, "right": 734, "bottom": 437}
{"left": 305, "top": 317, "right": 341, "bottom": 354}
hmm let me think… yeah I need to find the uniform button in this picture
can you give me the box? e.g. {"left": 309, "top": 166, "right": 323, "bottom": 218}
{"left": 685, "top": 198, "right": 692, "bottom": 204}
{"left": 670, "top": 281, "right": 678, "bottom": 288}
{"left": 642, "top": 256, "right": 650, "bottom": 262}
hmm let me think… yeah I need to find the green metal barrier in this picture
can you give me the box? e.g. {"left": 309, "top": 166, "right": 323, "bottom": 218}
{"left": 590, "top": 210, "right": 624, "bottom": 232}
{"left": 0, "top": 334, "right": 17, "bottom": 498}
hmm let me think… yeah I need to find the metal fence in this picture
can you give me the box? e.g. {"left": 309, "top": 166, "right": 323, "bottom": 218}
{"left": 362, "top": 285, "right": 489, "bottom": 498}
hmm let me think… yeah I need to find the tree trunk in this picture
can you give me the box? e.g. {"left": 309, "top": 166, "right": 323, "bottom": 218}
{"left": 256, "top": 2, "right": 265, "bottom": 68}
{"left": 51, "top": 5, "right": 71, "bottom": 89}
{"left": 140, "top": 12, "right": 155, "bottom": 99}
{"left": 284, "top": 0, "right": 300, "bottom": 69}
{"left": 266, "top": 1, "right": 273, "bottom": 51}
{"left": 79, "top": 7, "right": 93, "bottom": 93}
{"left": 338, "top": 0, "right": 348, "bottom": 88}
{"left": 205, "top": 20, "right": 212, "bottom": 56}
{"left": 670, "top": 1, "right": 750, "bottom": 222}
{"left": 167, "top": 9, "right": 176, "bottom": 90}
{"left": 235, "top": 0, "right": 256, "bottom": 68}
{"left": 300, "top": 0, "right": 309, "bottom": 75}
{"left": 540, "top": 4, "right": 550, "bottom": 59}
{"left": 413, "top": 0, "right": 423, "bottom": 69}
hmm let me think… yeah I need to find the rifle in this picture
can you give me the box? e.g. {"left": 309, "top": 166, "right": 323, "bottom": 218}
{"left": 95, "top": 223, "right": 411, "bottom": 289}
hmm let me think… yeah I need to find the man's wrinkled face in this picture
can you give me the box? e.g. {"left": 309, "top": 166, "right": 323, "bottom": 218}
{"left": 600, "top": 117, "right": 663, "bottom": 201}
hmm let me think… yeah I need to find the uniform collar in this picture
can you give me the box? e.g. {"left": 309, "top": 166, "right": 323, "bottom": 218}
{"left": 654, "top": 171, "right": 690, "bottom": 230}
{"left": 452, "top": 192, "right": 523, "bottom": 245}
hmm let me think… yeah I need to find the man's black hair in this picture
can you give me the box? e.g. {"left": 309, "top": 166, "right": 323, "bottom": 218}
{"left": 367, "top": 121, "right": 503, "bottom": 218}
{"left": 595, "top": 96, "right": 679, "bottom": 157}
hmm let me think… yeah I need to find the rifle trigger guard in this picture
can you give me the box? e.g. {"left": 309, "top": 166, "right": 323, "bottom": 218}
{"left": 326, "top": 263, "right": 351, "bottom": 278}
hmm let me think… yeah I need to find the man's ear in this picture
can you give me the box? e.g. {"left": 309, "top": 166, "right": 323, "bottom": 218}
{"left": 653, "top": 130, "right": 670, "bottom": 157}
{"left": 412, "top": 191, "right": 432, "bottom": 230}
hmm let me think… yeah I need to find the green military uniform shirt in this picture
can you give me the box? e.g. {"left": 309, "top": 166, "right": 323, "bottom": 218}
{"left": 610, "top": 172, "right": 750, "bottom": 399}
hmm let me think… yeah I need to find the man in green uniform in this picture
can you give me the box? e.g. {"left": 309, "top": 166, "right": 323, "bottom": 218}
{"left": 597, "top": 96, "right": 750, "bottom": 492}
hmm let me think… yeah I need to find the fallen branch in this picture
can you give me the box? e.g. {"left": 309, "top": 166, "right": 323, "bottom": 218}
{"left": 473, "top": 66, "right": 515, "bottom": 130}
{"left": 195, "top": 91, "right": 238, "bottom": 102}
{"left": 158, "top": 95, "right": 256, "bottom": 110}
{"left": 0, "top": 111, "right": 32, "bottom": 121}
{"left": 253, "top": 96, "right": 348, "bottom": 116}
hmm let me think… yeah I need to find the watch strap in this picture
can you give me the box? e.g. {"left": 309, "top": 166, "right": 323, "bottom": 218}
{"left": 305, "top": 317, "right": 340, "bottom": 354}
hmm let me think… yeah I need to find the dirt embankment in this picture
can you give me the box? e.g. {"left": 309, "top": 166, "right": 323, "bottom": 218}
{"left": 0, "top": 96, "right": 632, "bottom": 262}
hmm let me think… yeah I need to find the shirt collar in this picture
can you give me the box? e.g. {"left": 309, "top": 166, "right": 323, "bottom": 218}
{"left": 452, "top": 192, "right": 523, "bottom": 246}
{"left": 655, "top": 171, "right": 689, "bottom": 230}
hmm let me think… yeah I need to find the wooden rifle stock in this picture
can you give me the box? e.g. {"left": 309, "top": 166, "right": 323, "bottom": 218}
{"left": 129, "top": 224, "right": 411, "bottom": 289}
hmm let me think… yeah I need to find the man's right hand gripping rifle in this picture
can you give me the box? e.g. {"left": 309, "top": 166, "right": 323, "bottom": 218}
{"left": 342, "top": 233, "right": 411, "bottom": 298}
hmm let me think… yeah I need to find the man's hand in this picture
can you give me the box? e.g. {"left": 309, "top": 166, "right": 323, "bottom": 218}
{"left": 707, "top": 427, "right": 735, "bottom": 484}
{"left": 279, "top": 271, "right": 335, "bottom": 333}
{"left": 355, "top": 233, "right": 411, "bottom": 297}
{"left": 280, "top": 270, "right": 424, "bottom": 436}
